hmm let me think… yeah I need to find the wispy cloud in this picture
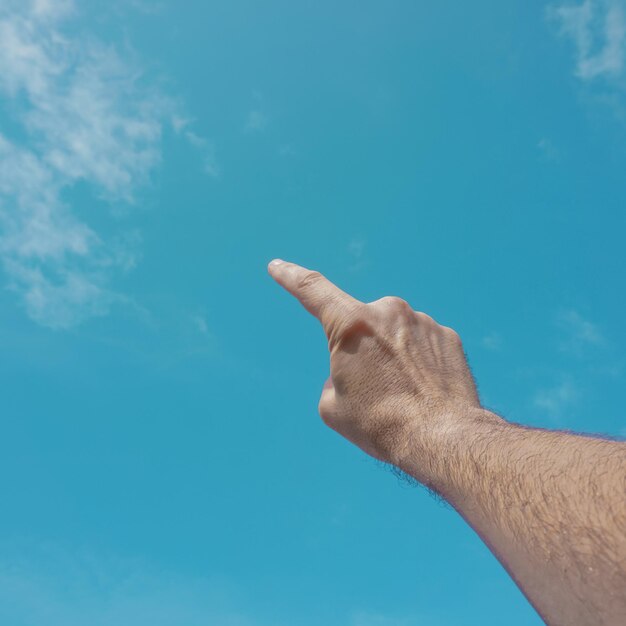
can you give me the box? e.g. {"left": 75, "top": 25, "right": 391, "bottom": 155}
{"left": 191, "top": 312, "right": 210, "bottom": 337}
{"left": 527, "top": 309, "right": 615, "bottom": 423}
{"left": 278, "top": 143, "right": 297, "bottom": 157}
{"left": 0, "top": 1, "right": 207, "bottom": 328}
{"left": 348, "top": 236, "right": 368, "bottom": 272}
{"left": 481, "top": 331, "right": 503, "bottom": 351}
{"left": 537, "top": 137, "right": 561, "bottom": 161}
{"left": 556, "top": 308, "right": 605, "bottom": 356}
{"left": 243, "top": 91, "right": 270, "bottom": 134}
{"left": 533, "top": 377, "right": 580, "bottom": 419}
{"left": 0, "top": 545, "right": 264, "bottom": 626}
{"left": 0, "top": 544, "right": 436, "bottom": 626}
{"left": 244, "top": 110, "right": 269, "bottom": 133}
{"left": 549, "top": 0, "right": 626, "bottom": 80}
{"left": 172, "top": 116, "right": 219, "bottom": 177}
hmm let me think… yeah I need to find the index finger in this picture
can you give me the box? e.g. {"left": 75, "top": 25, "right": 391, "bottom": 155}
{"left": 267, "top": 259, "right": 361, "bottom": 327}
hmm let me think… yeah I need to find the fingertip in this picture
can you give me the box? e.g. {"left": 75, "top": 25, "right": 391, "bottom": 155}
{"left": 267, "top": 259, "right": 284, "bottom": 275}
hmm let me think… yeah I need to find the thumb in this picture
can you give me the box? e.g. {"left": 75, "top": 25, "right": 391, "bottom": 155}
{"left": 318, "top": 376, "right": 337, "bottom": 425}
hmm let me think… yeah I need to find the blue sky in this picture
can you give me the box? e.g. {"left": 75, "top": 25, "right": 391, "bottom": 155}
{"left": 0, "top": 0, "right": 625, "bottom": 624}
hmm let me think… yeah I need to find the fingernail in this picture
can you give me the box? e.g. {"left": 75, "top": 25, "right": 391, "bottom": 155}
{"left": 268, "top": 259, "right": 284, "bottom": 268}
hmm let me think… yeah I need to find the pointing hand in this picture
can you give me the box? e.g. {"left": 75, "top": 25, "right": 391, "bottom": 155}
{"left": 268, "top": 259, "right": 482, "bottom": 481}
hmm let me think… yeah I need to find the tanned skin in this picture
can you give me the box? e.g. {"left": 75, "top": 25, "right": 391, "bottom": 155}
{"left": 268, "top": 259, "right": 626, "bottom": 626}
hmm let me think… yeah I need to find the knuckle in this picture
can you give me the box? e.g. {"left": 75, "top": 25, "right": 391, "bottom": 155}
{"left": 442, "top": 325, "right": 462, "bottom": 344}
{"left": 297, "top": 270, "right": 322, "bottom": 291}
{"left": 343, "top": 309, "right": 369, "bottom": 331}
{"left": 373, "top": 296, "right": 412, "bottom": 314}
{"left": 329, "top": 305, "right": 373, "bottom": 350}
{"left": 414, "top": 310, "right": 435, "bottom": 326}
{"left": 330, "top": 301, "right": 367, "bottom": 328}
{"left": 344, "top": 302, "right": 370, "bottom": 324}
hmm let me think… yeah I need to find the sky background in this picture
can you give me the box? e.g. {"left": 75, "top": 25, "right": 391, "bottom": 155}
{"left": 0, "top": 0, "right": 625, "bottom": 624}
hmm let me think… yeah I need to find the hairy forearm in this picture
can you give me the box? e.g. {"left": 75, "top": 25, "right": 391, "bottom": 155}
{"left": 398, "top": 408, "right": 626, "bottom": 625}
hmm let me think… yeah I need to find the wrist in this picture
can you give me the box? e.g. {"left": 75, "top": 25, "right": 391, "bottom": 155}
{"left": 394, "top": 405, "right": 509, "bottom": 501}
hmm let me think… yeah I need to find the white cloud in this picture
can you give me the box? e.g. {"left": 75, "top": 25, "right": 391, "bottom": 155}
{"left": 481, "top": 331, "right": 503, "bottom": 351}
{"left": 171, "top": 117, "right": 220, "bottom": 178}
{"left": 244, "top": 110, "right": 269, "bottom": 133}
{"left": 533, "top": 377, "right": 580, "bottom": 418}
{"left": 537, "top": 137, "right": 561, "bottom": 161}
{"left": 550, "top": 0, "right": 626, "bottom": 80}
{"left": 348, "top": 236, "right": 368, "bottom": 272}
{"left": 0, "top": 1, "right": 191, "bottom": 328}
{"left": 348, "top": 238, "right": 366, "bottom": 259}
{"left": 556, "top": 309, "right": 605, "bottom": 356}
{"left": 0, "top": 546, "right": 264, "bottom": 626}
{"left": 191, "top": 312, "right": 210, "bottom": 337}
{"left": 278, "top": 143, "right": 296, "bottom": 157}
{"left": 243, "top": 90, "right": 270, "bottom": 134}
{"left": 126, "top": 0, "right": 166, "bottom": 14}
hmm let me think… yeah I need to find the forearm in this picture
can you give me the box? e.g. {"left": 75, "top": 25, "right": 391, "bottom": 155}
{"left": 398, "top": 408, "right": 626, "bottom": 625}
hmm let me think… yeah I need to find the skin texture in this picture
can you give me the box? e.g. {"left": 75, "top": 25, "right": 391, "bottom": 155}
{"left": 268, "top": 259, "right": 626, "bottom": 626}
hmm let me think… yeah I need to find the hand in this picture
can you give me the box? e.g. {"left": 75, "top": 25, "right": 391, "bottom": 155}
{"left": 268, "top": 260, "right": 484, "bottom": 483}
